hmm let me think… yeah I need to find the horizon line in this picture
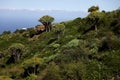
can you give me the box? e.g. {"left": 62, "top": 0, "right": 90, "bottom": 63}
{"left": 0, "top": 8, "right": 88, "bottom": 12}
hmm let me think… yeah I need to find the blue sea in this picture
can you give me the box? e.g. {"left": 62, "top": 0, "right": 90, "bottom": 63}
{"left": 0, "top": 9, "right": 88, "bottom": 34}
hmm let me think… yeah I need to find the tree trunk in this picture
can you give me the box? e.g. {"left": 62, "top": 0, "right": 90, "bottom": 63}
{"left": 43, "top": 22, "right": 52, "bottom": 32}
{"left": 48, "top": 22, "right": 51, "bottom": 32}
{"left": 95, "top": 25, "right": 97, "bottom": 31}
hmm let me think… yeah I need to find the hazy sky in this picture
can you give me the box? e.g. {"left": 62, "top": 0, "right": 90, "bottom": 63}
{"left": 0, "top": 0, "right": 120, "bottom": 11}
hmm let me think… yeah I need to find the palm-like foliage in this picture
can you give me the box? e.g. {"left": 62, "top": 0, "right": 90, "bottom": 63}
{"left": 86, "top": 10, "right": 105, "bottom": 32}
{"left": 38, "top": 15, "right": 54, "bottom": 32}
{"left": 8, "top": 43, "right": 25, "bottom": 63}
{"left": 52, "top": 23, "right": 65, "bottom": 39}
{"left": 88, "top": 6, "right": 99, "bottom": 12}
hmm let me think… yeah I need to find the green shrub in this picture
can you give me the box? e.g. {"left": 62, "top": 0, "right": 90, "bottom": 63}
{"left": 64, "top": 39, "right": 79, "bottom": 47}
{"left": 99, "top": 33, "right": 120, "bottom": 51}
{"left": 103, "top": 50, "right": 120, "bottom": 76}
{"left": 61, "top": 62, "right": 86, "bottom": 80}
{"left": 54, "top": 47, "right": 87, "bottom": 63}
{"left": 42, "top": 63, "right": 62, "bottom": 80}
{"left": 25, "top": 74, "right": 37, "bottom": 80}
{"left": 9, "top": 65, "right": 24, "bottom": 79}
{"left": 27, "top": 28, "right": 36, "bottom": 38}
{"left": 85, "top": 61, "right": 104, "bottom": 80}
{"left": 2, "top": 31, "right": 11, "bottom": 34}
{"left": 50, "top": 43, "right": 60, "bottom": 48}
{"left": 57, "top": 35, "right": 74, "bottom": 45}
{"left": 0, "top": 76, "right": 13, "bottom": 80}
{"left": 43, "top": 54, "right": 59, "bottom": 63}
{"left": 22, "top": 57, "right": 43, "bottom": 69}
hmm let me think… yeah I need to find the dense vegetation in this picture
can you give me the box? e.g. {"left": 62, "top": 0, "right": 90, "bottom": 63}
{"left": 0, "top": 6, "right": 120, "bottom": 80}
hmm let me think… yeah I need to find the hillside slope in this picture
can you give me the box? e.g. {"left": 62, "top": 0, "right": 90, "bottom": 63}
{"left": 0, "top": 9, "right": 120, "bottom": 80}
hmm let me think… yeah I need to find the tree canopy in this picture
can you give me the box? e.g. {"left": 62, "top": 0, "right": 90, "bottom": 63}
{"left": 52, "top": 23, "right": 65, "bottom": 39}
{"left": 38, "top": 15, "right": 54, "bottom": 32}
{"left": 88, "top": 6, "right": 99, "bottom": 12}
{"left": 39, "top": 15, "right": 54, "bottom": 23}
{"left": 8, "top": 43, "right": 25, "bottom": 63}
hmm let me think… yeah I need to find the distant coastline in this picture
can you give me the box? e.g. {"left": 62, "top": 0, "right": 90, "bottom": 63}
{"left": 0, "top": 9, "right": 88, "bottom": 34}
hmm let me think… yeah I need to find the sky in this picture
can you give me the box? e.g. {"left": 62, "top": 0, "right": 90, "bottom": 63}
{"left": 0, "top": 0, "right": 120, "bottom": 33}
{"left": 0, "top": 0, "right": 120, "bottom": 12}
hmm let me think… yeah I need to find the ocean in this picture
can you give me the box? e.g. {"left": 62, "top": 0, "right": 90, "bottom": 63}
{"left": 0, "top": 9, "right": 88, "bottom": 34}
